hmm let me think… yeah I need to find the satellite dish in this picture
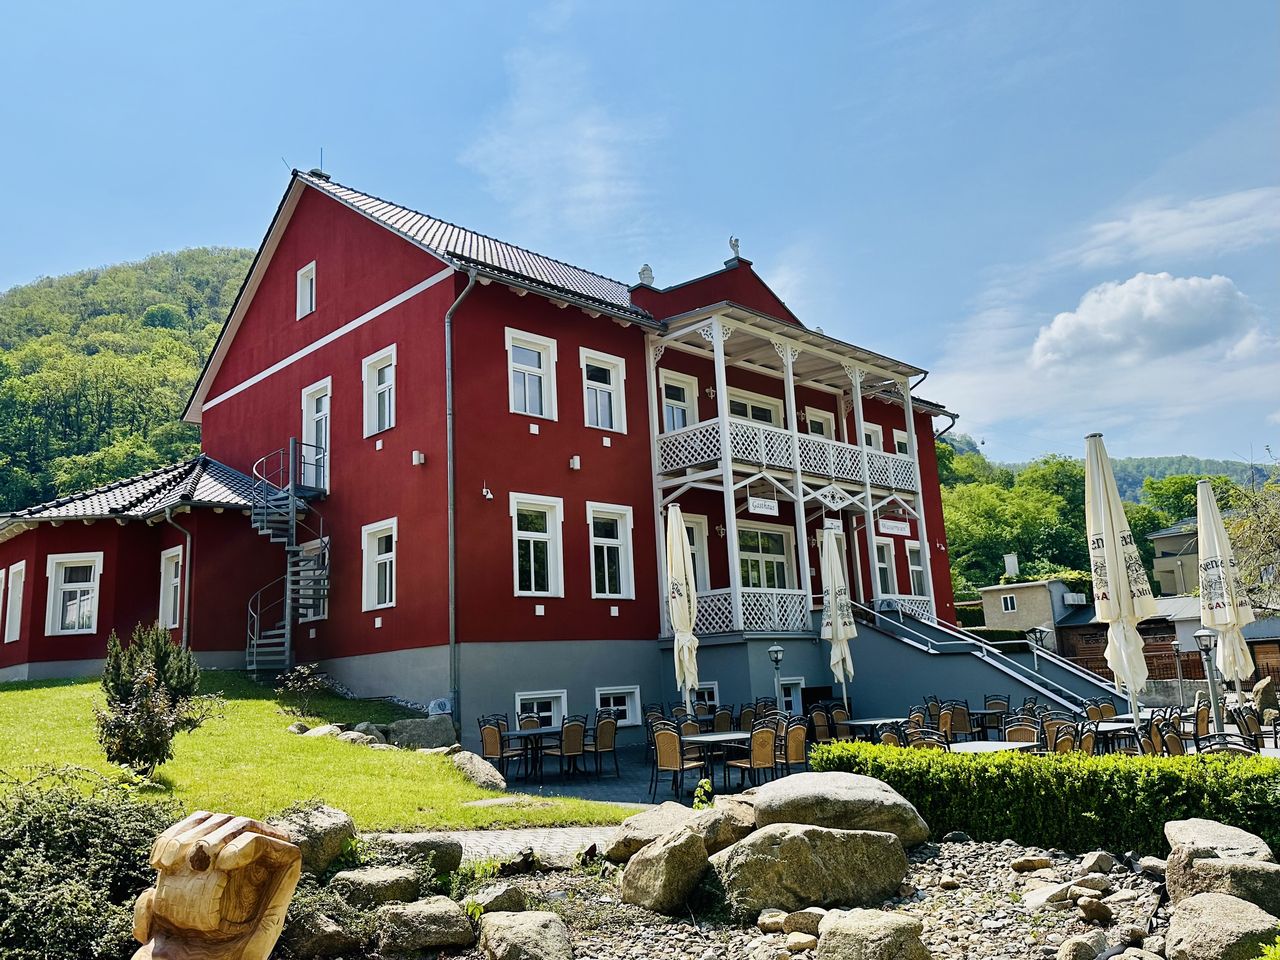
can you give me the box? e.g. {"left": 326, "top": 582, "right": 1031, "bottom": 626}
{"left": 428, "top": 698, "right": 453, "bottom": 716}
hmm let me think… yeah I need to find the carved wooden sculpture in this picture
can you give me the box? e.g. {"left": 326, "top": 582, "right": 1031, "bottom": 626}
{"left": 132, "top": 811, "right": 302, "bottom": 960}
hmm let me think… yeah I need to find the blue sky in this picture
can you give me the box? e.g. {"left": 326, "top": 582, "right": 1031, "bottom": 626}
{"left": 2, "top": 1, "right": 1276, "bottom": 462}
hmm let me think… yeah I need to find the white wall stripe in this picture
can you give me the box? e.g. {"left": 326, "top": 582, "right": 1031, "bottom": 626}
{"left": 201, "top": 266, "right": 455, "bottom": 413}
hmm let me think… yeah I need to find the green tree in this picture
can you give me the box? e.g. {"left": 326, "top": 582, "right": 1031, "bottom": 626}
{"left": 940, "top": 482, "right": 1070, "bottom": 586}
{"left": 1122, "top": 501, "right": 1173, "bottom": 582}
{"left": 1140, "top": 474, "right": 1241, "bottom": 520}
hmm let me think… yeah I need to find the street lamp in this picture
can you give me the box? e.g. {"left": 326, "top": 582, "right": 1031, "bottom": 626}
{"left": 768, "top": 644, "right": 785, "bottom": 709}
{"left": 1193, "top": 628, "right": 1225, "bottom": 734}
{"left": 1025, "top": 626, "right": 1049, "bottom": 648}
{"left": 1170, "top": 637, "right": 1186, "bottom": 709}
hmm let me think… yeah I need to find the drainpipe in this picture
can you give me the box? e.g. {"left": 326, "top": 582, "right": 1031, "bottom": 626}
{"left": 164, "top": 507, "right": 194, "bottom": 650}
{"left": 445, "top": 268, "right": 479, "bottom": 731}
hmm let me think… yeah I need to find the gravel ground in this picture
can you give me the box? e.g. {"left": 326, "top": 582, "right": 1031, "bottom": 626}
{"left": 456, "top": 838, "right": 1170, "bottom": 960}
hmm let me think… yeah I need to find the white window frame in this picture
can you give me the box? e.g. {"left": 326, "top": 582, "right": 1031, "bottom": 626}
{"left": 4, "top": 561, "right": 24, "bottom": 644}
{"left": 158, "top": 546, "right": 183, "bottom": 630}
{"left": 693, "top": 682, "right": 719, "bottom": 707}
{"left": 893, "top": 428, "right": 910, "bottom": 456}
{"left": 515, "top": 689, "right": 569, "bottom": 728}
{"left": 45, "top": 551, "right": 104, "bottom": 636}
{"left": 863, "top": 422, "right": 884, "bottom": 450}
{"left": 301, "top": 377, "right": 332, "bottom": 492}
{"left": 580, "top": 347, "right": 627, "bottom": 433}
{"left": 361, "top": 518, "right": 398, "bottom": 612}
{"left": 1001, "top": 593, "right": 1017, "bottom": 613}
{"left": 586, "top": 502, "right": 634, "bottom": 599}
{"left": 683, "top": 513, "right": 711, "bottom": 592}
{"left": 728, "top": 387, "right": 784, "bottom": 427}
{"left": 780, "top": 677, "right": 806, "bottom": 715}
{"left": 805, "top": 406, "right": 836, "bottom": 438}
{"left": 296, "top": 261, "right": 316, "bottom": 320}
{"left": 737, "top": 520, "right": 794, "bottom": 590}
{"left": 905, "top": 540, "right": 926, "bottom": 596}
{"left": 0, "top": 568, "right": 5, "bottom": 640}
{"left": 875, "top": 540, "right": 897, "bottom": 596}
{"left": 505, "top": 328, "right": 558, "bottom": 420}
{"left": 659, "top": 370, "right": 699, "bottom": 433}
{"left": 299, "top": 538, "right": 328, "bottom": 622}
{"left": 362, "top": 344, "right": 397, "bottom": 437}
{"left": 510, "top": 493, "right": 564, "bottom": 598}
{"left": 595, "top": 684, "right": 642, "bottom": 727}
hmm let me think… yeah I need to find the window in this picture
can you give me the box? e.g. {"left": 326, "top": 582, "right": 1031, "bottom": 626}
{"left": 693, "top": 682, "right": 719, "bottom": 707}
{"left": 0, "top": 569, "right": 5, "bottom": 640}
{"left": 362, "top": 345, "right": 396, "bottom": 437}
{"left": 361, "top": 519, "right": 397, "bottom": 611}
{"left": 299, "top": 539, "right": 328, "bottom": 621}
{"left": 863, "top": 423, "right": 884, "bottom": 450}
{"left": 301, "top": 378, "right": 332, "bottom": 491}
{"left": 728, "top": 389, "right": 783, "bottom": 426}
{"left": 906, "top": 541, "right": 926, "bottom": 596}
{"left": 580, "top": 348, "right": 626, "bottom": 432}
{"left": 806, "top": 407, "right": 836, "bottom": 438}
{"left": 45, "top": 552, "right": 103, "bottom": 636}
{"left": 893, "top": 429, "right": 910, "bottom": 456}
{"left": 683, "top": 513, "right": 710, "bottom": 592}
{"left": 596, "top": 685, "right": 641, "bottom": 726}
{"left": 158, "top": 547, "right": 182, "bottom": 630}
{"left": 660, "top": 371, "right": 698, "bottom": 432}
{"left": 506, "top": 328, "right": 557, "bottom": 419}
{"left": 875, "top": 541, "right": 896, "bottom": 595}
{"left": 4, "top": 561, "right": 23, "bottom": 644}
{"left": 587, "top": 502, "right": 634, "bottom": 599}
{"left": 739, "top": 524, "right": 791, "bottom": 589}
{"left": 780, "top": 678, "right": 805, "bottom": 715}
{"left": 515, "top": 689, "right": 568, "bottom": 728}
{"left": 1001, "top": 593, "right": 1017, "bottom": 613}
{"left": 511, "top": 494, "right": 564, "bottom": 597}
{"left": 296, "top": 261, "right": 316, "bottom": 319}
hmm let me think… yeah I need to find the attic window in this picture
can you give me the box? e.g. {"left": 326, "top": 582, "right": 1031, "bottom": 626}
{"left": 297, "top": 262, "right": 317, "bottom": 319}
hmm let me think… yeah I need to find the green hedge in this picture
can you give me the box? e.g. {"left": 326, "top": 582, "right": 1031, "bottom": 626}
{"left": 955, "top": 605, "right": 986, "bottom": 628}
{"left": 965, "top": 627, "right": 1028, "bottom": 644}
{"left": 810, "top": 741, "right": 1280, "bottom": 856}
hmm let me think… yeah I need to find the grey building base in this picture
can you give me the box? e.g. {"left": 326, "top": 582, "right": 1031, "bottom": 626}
{"left": 317, "top": 645, "right": 452, "bottom": 708}
{"left": 0, "top": 658, "right": 106, "bottom": 683}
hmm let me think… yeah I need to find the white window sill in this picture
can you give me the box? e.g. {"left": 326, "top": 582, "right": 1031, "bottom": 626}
{"left": 363, "top": 603, "right": 396, "bottom": 613}
{"left": 509, "top": 409, "right": 557, "bottom": 422}
{"left": 584, "top": 423, "right": 627, "bottom": 435}
{"left": 296, "top": 309, "right": 315, "bottom": 321}
{"left": 591, "top": 593, "right": 634, "bottom": 601}
{"left": 47, "top": 627, "right": 97, "bottom": 637}
{"left": 515, "top": 591, "right": 561, "bottom": 599}
{"left": 363, "top": 427, "right": 394, "bottom": 439}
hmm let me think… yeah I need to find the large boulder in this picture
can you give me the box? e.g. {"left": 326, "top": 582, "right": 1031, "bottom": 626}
{"left": 605, "top": 802, "right": 698, "bottom": 863}
{"left": 816, "top": 908, "right": 930, "bottom": 960}
{"left": 1254, "top": 675, "right": 1278, "bottom": 713}
{"left": 451, "top": 750, "right": 507, "bottom": 791}
{"left": 336, "top": 730, "right": 376, "bottom": 746}
{"left": 620, "top": 825, "right": 709, "bottom": 914}
{"left": 1165, "top": 819, "right": 1275, "bottom": 862}
{"left": 749, "top": 773, "right": 929, "bottom": 847}
{"left": 368, "top": 832, "right": 464, "bottom": 873}
{"left": 375, "top": 896, "right": 475, "bottom": 952}
{"left": 478, "top": 910, "right": 573, "bottom": 960}
{"left": 709, "top": 824, "right": 908, "bottom": 918}
{"left": 687, "top": 796, "right": 756, "bottom": 856}
{"left": 279, "top": 910, "right": 363, "bottom": 958}
{"left": 388, "top": 715, "right": 458, "bottom": 749}
{"left": 329, "top": 865, "right": 420, "bottom": 907}
{"left": 302, "top": 723, "right": 343, "bottom": 738}
{"left": 270, "top": 804, "right": 356, "bottom": 875}
{"left": 1166, "top": 845, "right": 1280, "bottom": 915}
{"left": 465, "top": 882, "right": 528, "bottom": 915}
{"left": 353, "top": 721, "right": 388, "bottom": 742}
{"left": 1165, "top": 892, "right": 1280, "bottom": 960}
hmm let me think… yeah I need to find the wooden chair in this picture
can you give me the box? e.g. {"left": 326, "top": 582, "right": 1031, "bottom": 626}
{"left": 738, "top": 704, "right": 756, "bottom": 730}
{"left": 1098, "top": 700, "right": 1117, "bottom": 719}
{"left": 781, "top": 716, "right": 809, "bottom": 772}
{"left": 479, "top": 719, "right": 523, "bottom": 777}
{"left": 680, "top": 717, "right": 702, "bottom": 761}
{"left": 878, "top": 723, "right": 905, "bottom": 747}
{"left": 1003, "top": 720, "right": 1040, "bottom": 744}
{"left": 937, "top": 705, "right": 953, "bottom": 742}
{"left": 985, "top": 694, "right": 1009, "bottom": 712}
{"left": 948, "top": 702, "right": 974, "bottom": 742}
{"left": 1077, "top": 721, "right": 1098, "bottom": 756}
{"left": 907, "top": 728, "right": 950, "bottom": 751}
{"left": 670, "top": 702, "right": 689, "bottom": 719}
{"left": 693, "top": 700, "right": 712, "bottom": 717}
{"left": 726, "top": 723, "right": 778, "bottom": 786}
{"left": 1197, "top": 733, "right": 1258, "bottom": 756}
{"left": 518, "top": 713, "right": 542, "bottom": 730}
{"left": 1085, "top": 702, "right": 1103, "bottom": 722}
{"left": 1052, "top": 724, "right": 1077, "bottom": 753}
{"left": 1195, "top": 702, "right": 1210, "bottom": 739}
{"left": 713, "top": 705, "right": 734, "bottom": 733}
{"left": 1160, "top": 722, "right": 1185, "bottom": 757}
{"left": 924, "top": 697, "right": 942, "bottom": 727}
{"left": 543, "top": 715, "right": 587, "bottom": 777}
{"left": 650, "top": 721, "right": 705, "bottom": 800}
{"left": 584, "top": 711, "right": 620, "bottom": 778}
{"left": 810, "top": 707, "right": 832, "bottom": 743}
{"left": 1234, "top": 706, "right": 1265, "bottom": 750}
{"left": 907, "top": 704, "right": 928, "bottom": 729}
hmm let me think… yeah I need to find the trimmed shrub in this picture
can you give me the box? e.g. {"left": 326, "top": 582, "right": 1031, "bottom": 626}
{"left": 810, "top": 741, "right": 1280, "bottom": 855}
{"left": 955, "top": 605, "right": 986, "bottom": 628}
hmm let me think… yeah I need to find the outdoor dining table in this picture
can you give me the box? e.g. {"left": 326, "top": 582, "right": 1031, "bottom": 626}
{"left": 501, "top": 727, "right": 562, "bottom": 783}
{"left": 839, "top": 716, "right": 908, "bottom": 735}
{"left": 968, "top": 708, "right": 1007, "bottom": 740}
{"left": 949, "top": 739, "right": 1037, "bottom": 753}
{"left": 683, "top": 731, "right": 751, "bottom": 789}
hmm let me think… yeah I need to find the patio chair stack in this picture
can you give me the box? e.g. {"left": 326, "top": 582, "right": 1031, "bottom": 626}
{"left": 649, "top": 719, "right": 706, "bottom": 800}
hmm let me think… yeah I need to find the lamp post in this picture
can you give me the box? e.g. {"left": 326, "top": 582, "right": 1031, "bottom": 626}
{"left": 1193, "top": 628, "right": 1224, "bottom": 734}
{"left": 768, "top": 644, "right": 784, "bottom": 709}
{"left": 1170, "top": 637, "right": 1186, "bottom": 709}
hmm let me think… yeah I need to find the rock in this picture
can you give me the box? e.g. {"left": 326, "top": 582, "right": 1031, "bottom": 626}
{"left": 710, "top": 824, "right": 907, "bottom": 918}
{"left": 1073, "top": 873, "right": 1112, "bottom": 892}
{"left": 1068, "top": 885, "right": 1102, "bottom": 900}
{"left": 366, "top": 832, "right": 464, "bottom": 873}
{"left": 1165, "top": 818, "right": 1275, "bottom": 862}
{"left": 465, "top": 882, "right": 528, "bottom": 915}
{"left": 418, "top": 745, "right": 455, "bottom": 756}
{"left": 375, "top": 896, "right": 475, "bottom": 952}
{"left": 1114, "top": 924, "right": 1147, "bottom": 945}
{"left": 302, "top": 723, "right": 342, "bottom": 737}
{"left": 759, "top": 908, "right": 788, "bottom": 933}
{"left": 1255, "top": 675, "right": 1278, "bottom": 713}
{"left": 1121, "top": 951, "right": 1161, "bottom": 960}
{"left": 1142, "top": 935, "right": 1166, "bottom": 956}
{"left": 1078, "top": 850, "right": 1117, "bottom": 875}
{"left": 329, "top": 865, "right": 420, "bottom": 907}
{"left": 270, "top": 804, "right": 356, "bottom": 875}
{"left": 336, "top": 730, "right": 375, "bottom": 745}
{"left": 605, "top": 802, "right": 698, "bottom": 863}
{"left": 1056, "top": 930, "right": 1106, "bottom": 960}
{"left": 369, "top": 742, "right": 398, "bottom": 751}
{"left": 688, "top": 798, "right": 756, "bottom": 855}
{"left": 940, "top": 830, "right": 970, "bottom": 843}
{"left": 1166, "top": 844, "right": 1280, "bottom": 914}
{"left": 1076, "top": 897, "right": 1112, "bottom": 925}
{"left": 1012, "top": 856, "right": 1053, "bottom": 872}
{"left": 1165, "top": 892, "right": 1279, "bottom": 960}
{"left": 451, "top": 750, "right": 507, "bottom": 791}
{"left": 786, "top": 932, "right": 819, "bottom": 952}
{"left": 478, "top": 910, "right": 573, "bottom": 960}
{"left": 620, "top": 825, "right": 708, "bottom": 914}
{"left": 1023, "top": 881, "right": 1078, "bottom": 909}
{"left": 353, "top": 721, "right": 387, "bottom": 742}
{"left": 1105, "top": 888, "right": 1140, "bottom": 904}
{"left": 286, "top": 721, "right": 310, "bottom": 734}
{"left": 783, "top": 907, "right": 828, "bottom": 936}
{"left": 280, "top": 910, "right": 362, "bottom": 957}
{"left": 816, "top": 908, "right": 929, "bottom": 960}
{"left": 750, "top": 772, "right": 929, "bottom": 847}
{"left": 387, "top": 715, "right": 458, "bottom": 750}
{"left": 1138, "top": 856, "right": 1166, "bottom": 878}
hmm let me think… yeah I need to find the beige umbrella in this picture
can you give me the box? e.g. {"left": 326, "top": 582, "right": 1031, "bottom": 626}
{"left": 819, "top": 526, "right": 857, "bottom": 712}
{"left": 665, "top": 504, "right": 699, "bottom": 714}
{"left": 1196, "top": 479, "right": 1256, "bottom": 693}
{"left": 1084, "top": 433, "right": 1159, "bottom": 729}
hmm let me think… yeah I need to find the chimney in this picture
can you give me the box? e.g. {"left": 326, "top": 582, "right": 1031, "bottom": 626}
{"left": 1003, "top": 553, "right": 1020, "bottom": 577}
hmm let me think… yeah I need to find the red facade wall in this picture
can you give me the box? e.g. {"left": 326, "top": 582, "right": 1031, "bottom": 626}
{"left": 631, "top": 260, "right": 802, "bottom": 325}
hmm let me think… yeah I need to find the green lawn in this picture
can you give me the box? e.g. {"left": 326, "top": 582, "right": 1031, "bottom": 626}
{"left": 0, "top": 670, "right": 634, "bottom": 831}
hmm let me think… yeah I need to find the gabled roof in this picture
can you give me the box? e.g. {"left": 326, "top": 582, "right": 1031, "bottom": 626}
{"left": 0, "top": 455, "right": 254, "bottom": 544}
{"left": 1147, "top": 516, "right": 1197, "bottom": 540}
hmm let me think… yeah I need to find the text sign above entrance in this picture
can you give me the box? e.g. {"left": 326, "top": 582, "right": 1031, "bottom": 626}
{"left": 748, "top": 496, "right": 780, "bottom": 516}
{"left": 878, "top": 519, "right": 911, "bottom": 537}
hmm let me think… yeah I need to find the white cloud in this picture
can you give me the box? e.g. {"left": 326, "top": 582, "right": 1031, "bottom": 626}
{"left": 1030, "top": 272, "right": 1260, "bottom": 368}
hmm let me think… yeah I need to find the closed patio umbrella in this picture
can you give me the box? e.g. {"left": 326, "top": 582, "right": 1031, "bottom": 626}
{"left": 820, "top": 526, "right": 856, "bottom": 712}
{"left": 665, "top": 504, "right": 700, "bottom": 715}
{"left": 1084, "top": 433, "right": 1159, "bottom": 731}
{"left": 1196, "top": 479, "right": 1256, "bottom": 694}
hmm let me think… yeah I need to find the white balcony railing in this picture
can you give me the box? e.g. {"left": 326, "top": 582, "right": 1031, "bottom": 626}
{"left": 694, "top": 587, "right": 810, "bottom": 634}
{"left": 656, "top": 420, "right": 917, "bottom": 492}
{"left": 874, "top": 594, "right": 936, "bottom": 623}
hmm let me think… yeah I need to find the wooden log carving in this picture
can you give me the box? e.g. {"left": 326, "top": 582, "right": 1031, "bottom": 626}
{"left": 132, "top": 811, "right": 302, "bottom": 960}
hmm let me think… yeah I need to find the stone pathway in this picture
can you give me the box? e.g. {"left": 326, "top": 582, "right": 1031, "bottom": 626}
{"left": 401, "top": 826, "right": 620, "bottom": 865}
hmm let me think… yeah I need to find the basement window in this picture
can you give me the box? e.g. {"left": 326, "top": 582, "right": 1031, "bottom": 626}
{"left": 296, "top": 261, "right": 317, "bottom": 319}
{"left": 515, "top": 689, "right": 568, "bottom": 728}
{"left": 596, "top": 685, "right": 641, "bottom": 726}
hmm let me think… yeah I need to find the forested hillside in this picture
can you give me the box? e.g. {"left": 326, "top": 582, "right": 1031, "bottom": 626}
{"left": 0, "top": 248, "right": 253, "bottom": 511}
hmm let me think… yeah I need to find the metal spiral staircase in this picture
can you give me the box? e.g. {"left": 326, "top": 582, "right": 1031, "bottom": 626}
{"left": 246, "top": 438, "right": 329, "bottom": 674}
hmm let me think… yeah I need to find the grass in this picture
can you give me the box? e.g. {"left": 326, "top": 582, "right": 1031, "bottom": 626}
{"left": 0, "top": 670, "right": 635, "bottom": 831}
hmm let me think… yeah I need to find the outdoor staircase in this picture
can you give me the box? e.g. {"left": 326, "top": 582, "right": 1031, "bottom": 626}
{"left": 246, "top": 438, "right": 329, "bottom": 675}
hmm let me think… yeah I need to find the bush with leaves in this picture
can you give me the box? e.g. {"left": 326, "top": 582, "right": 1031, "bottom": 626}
{"left": 275, "top": 663, "right": 336, "bottom": 719}
{"left": 0, "top": 767, "right": 180, "bottom": 960}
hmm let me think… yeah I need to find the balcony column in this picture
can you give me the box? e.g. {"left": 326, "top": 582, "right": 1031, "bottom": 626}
{"left": 775, "top": 341, "right": 811, "bottom": 605}
{"left": 706, "top": 317, "right": 744, "bottom": 631}
{"left": 900, "top": 378, "right": 936, "bottom": 615}
{"left": 846, "top": 365, "right": 880, "bottom": 606}
{"left": 646, "top": 335, "right": 670, "bottom": 636}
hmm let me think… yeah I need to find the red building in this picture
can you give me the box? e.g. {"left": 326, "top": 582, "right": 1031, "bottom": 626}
{"left": 0, "top": 170, "right": 966, "bottom": 732}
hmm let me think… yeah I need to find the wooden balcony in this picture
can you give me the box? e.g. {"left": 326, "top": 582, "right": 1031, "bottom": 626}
{"left": 694, "top": 587, "right": 810, "bottom": 634}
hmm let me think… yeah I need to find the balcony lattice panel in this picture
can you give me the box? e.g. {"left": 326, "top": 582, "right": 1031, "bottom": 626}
{"left": 694, "top": 588, "right": 734, "bottom": 634}
{"left": 657, "top": 422, "right": 722, "bottom": 472}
